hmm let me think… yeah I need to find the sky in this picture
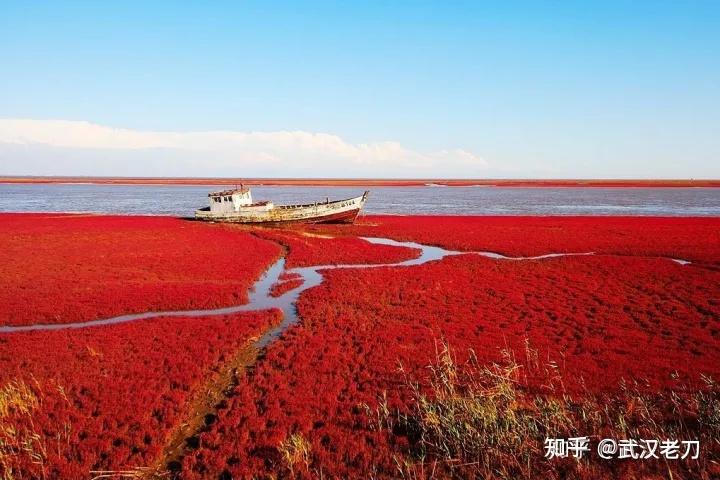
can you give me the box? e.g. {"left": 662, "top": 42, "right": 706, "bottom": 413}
{"left": 1, "top": 1, "right": 718, "bottom": 178}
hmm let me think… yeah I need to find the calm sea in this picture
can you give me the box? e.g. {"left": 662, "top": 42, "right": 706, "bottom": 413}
{"left": 1, "top": 183, "right": 719, "bottom": 216}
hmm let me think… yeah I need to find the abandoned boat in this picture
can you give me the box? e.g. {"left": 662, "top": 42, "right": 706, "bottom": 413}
{"left": 195, "top": 186, "right": 369, "bottom": 224}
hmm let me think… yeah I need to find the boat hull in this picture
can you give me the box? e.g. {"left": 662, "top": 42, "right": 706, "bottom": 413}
{"left": 195, "top": 192, "right": 368, "bottom": 224}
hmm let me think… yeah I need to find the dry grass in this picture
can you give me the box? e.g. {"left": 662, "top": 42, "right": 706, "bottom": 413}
{"left": 0, "top": 379, "right": 75, "bottom": 480}
{"left": 90, "top": 468, "right": 158, "bottom": 480}
{"left": 0, "top": 379, "right": 44, "bottom": 480}
{"left": 371, "top": 341, "right": 720, "bottom": 479}
{"left": 0, "top": 381, "right": 38, "bottom": 420}
{"left": 278, "top": 433, "right": 313, "bottom": 477}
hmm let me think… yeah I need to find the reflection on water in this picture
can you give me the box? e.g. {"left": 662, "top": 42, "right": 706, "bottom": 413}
{"left": 1, "top": 183, "right": 719, "bottom": 216}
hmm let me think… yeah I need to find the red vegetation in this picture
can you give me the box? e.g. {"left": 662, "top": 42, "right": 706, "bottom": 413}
{"left": 182, "top": 218, "right": 720, "bottom": 478}
{"left": 0, "top": 310, "right": 281, "bottom": 478}
{"left": 0, "top": 214, "right": 281, "bottom": 326}
{"left": 254, "top": 228, "right": 419, "bottom": 268}
{"left": 2, "top": 214, "right": 718, "bottom": 478}
{"left": 270, "top": 272, "right": 304, "bottom": 297}
{"left": 309, "top": 215, "right": 720, "bottom": 264}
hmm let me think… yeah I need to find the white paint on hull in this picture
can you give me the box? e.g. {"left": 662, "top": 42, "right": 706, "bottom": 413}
{"left": 195, "top": 190, "right": 369, "bottom": 224}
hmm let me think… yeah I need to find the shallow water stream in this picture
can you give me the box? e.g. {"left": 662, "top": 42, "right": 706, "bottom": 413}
{"left": 0, "top": 236, "right": 688, "bottom": 339}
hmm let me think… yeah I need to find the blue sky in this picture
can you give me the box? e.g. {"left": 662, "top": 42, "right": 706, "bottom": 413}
{"left": 1, "top": 1, "right": 718, "bottom": 178}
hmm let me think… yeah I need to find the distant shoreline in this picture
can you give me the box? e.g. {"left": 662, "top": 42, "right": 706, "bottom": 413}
{"left": 1, "top": 176, "right": 719, "bottom": 188}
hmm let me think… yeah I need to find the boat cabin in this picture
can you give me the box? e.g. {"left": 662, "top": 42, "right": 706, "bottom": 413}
{"left": 207, "top": 187, "right": 273, "bottom": 214}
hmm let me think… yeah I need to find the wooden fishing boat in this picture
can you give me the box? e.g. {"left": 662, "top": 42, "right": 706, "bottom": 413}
{"left": 195, "top": 186, "right": 369, "bottom": 224}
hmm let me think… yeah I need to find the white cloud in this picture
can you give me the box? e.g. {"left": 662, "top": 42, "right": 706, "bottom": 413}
{"left": 0, "top": 119, "right": 488, "bottom": 177}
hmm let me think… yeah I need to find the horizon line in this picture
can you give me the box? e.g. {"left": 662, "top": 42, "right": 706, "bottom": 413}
{"left": 1, "top": 175, "right": 719, "bottom": 188}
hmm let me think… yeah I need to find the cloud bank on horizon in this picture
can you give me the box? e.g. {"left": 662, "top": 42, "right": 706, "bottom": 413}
{"left": 0, "top": 119, "right": 488, "bottom": 178}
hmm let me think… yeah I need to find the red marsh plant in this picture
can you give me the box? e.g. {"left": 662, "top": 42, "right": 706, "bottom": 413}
{"left": 252, "top": 228, "right": 421, "bottom": 268}
{"left": 0, "top": 311, "right": 281, "bottom": 479}
{"left": 307, "top": 215, "right": 720, "bottom": 265}
{"left": 0, "top": 214, "right": 281, "bottom": 327}
{"left": 372, "top": 341, "right": 720, "bottom": 479}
